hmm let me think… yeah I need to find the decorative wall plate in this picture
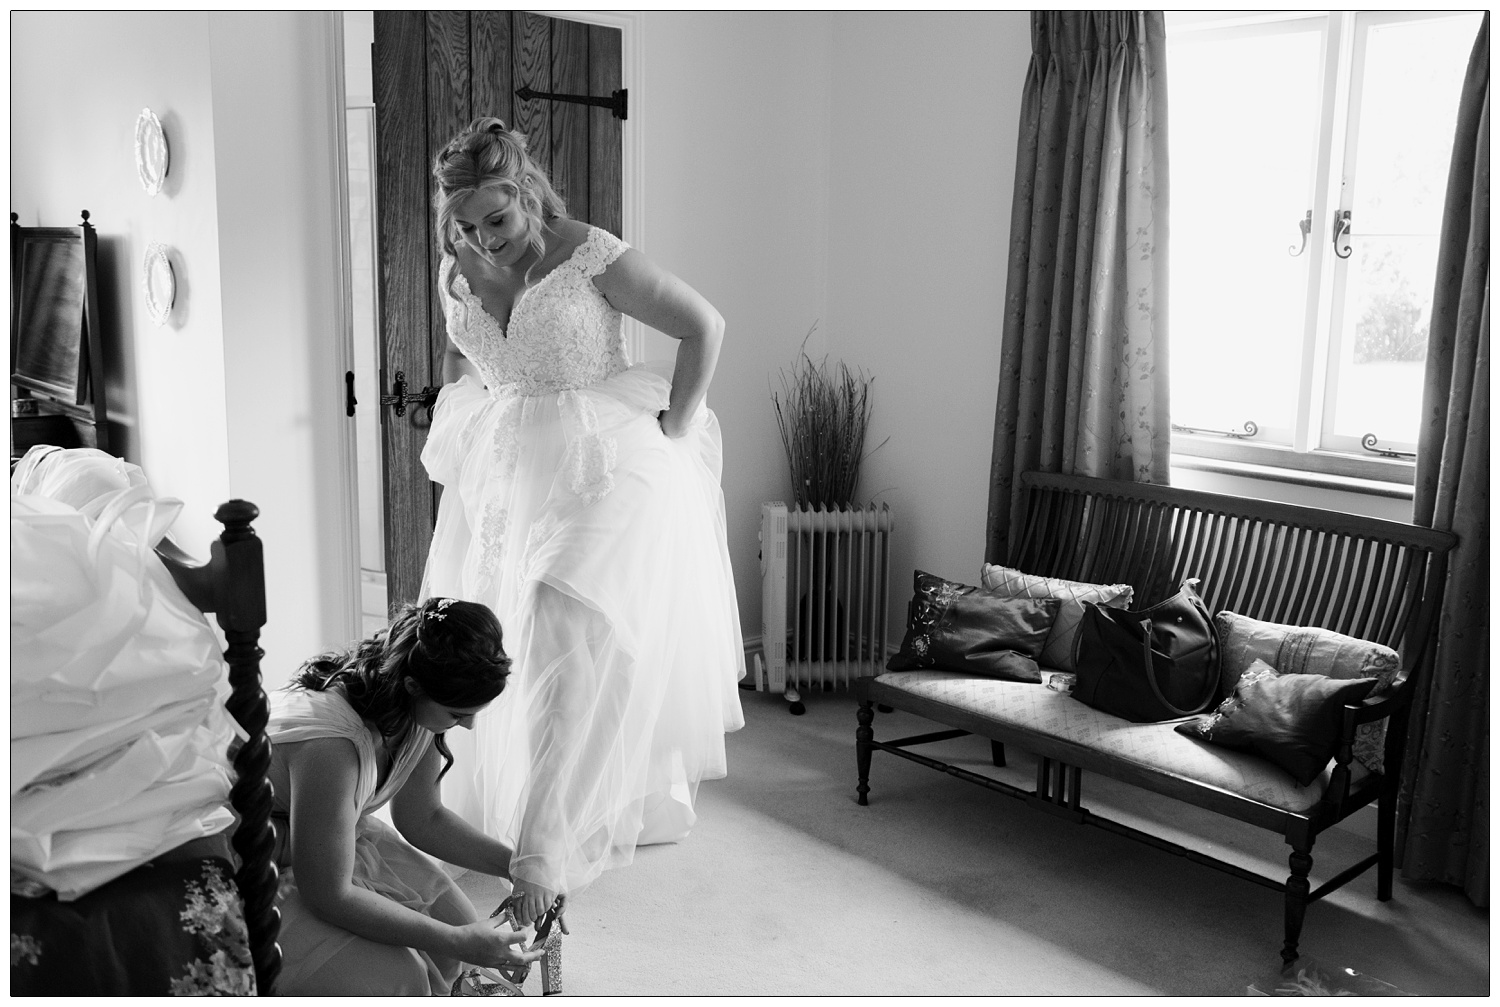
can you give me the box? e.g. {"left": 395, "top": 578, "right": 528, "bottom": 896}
{"left": 143, "top": 243, "right": 175, "bottom": 326}
{"left": 135, "top": 108, "right": 169, "bottom": 196}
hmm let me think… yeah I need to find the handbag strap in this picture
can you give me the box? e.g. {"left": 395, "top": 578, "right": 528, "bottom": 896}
{"left": 1136, "top": 615, "right": 1222, "bottom": 718}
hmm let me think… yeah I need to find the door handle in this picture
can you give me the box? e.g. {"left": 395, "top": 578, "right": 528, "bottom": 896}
{"left": 380, "top": 370, "right": 441, "bottom": 419}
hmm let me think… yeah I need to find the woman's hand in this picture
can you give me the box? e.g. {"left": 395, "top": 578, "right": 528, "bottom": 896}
{"left": 512, "top": 878, "right": 559, "bottom": 929}
{"left": 451, "top": 918, "right": 546, "bottom": 970}
{"left": 658, "top": 407, "right": 690, "bottom": 439}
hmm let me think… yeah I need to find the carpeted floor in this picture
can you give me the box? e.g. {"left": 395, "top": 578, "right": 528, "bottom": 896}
{"left": 457, "top": 687, "right": 1489, "bottom": 997}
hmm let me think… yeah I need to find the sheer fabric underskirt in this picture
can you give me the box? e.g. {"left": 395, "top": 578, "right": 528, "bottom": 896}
{"left": 421, "top": 363, "right": 745, "bottom": 898}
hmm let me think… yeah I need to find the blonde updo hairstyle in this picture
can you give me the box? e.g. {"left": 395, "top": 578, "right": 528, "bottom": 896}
{"left": 432, "top": 116, "right": 568, "bottom": 302}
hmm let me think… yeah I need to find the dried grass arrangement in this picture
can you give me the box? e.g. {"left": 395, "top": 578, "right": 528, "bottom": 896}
{"left": 771, "top": 328, "right": 883, "bottom": 509}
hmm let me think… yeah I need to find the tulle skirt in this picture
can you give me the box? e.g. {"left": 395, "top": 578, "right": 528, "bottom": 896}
{"left": 419, "top": 362, "right": 745, "bottom": 896}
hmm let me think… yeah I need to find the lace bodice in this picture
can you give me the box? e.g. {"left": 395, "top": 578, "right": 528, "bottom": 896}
{"left": 441, "top": 226, "right": 632, "bottom": 395}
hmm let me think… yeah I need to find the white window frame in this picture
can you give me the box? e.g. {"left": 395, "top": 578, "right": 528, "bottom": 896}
{"left": 1165, "top": 9, "right": 1475, "bottom": 488}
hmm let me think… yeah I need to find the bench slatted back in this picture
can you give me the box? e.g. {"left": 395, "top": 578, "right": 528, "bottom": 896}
{"left": 1009, "top": 473, "right": 1455, "bottom": 655}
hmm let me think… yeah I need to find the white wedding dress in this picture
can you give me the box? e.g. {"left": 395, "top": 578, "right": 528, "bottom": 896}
{"left": 419, "top": 225, "right": 745, "bottom": 897}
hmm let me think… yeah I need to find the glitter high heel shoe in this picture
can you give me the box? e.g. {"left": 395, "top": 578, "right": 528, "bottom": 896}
{"left": 452, "top": 893, "right": 565, "bottom": 996}
{"left": 452, "top": 966, "right": 524, "bottom": 997}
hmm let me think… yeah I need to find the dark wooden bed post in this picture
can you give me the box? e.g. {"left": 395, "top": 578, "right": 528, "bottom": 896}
{"left": 214, "top": 500, "right": 282, "bottom": 995}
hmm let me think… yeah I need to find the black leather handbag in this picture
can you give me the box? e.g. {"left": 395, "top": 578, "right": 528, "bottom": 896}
{"left": 1072, "top": 578, "right": 1220, "bottom": 723}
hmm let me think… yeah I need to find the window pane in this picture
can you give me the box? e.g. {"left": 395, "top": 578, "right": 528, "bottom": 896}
{"left": 1168, "top": 25, "right": 1323, "bottom": 444}
{"left": 1326, "top": 12, "right": 1481, "bottom": 450}
{"left": 1350, "top": 14, "right": 1483, "bottom": 234}
{"left": 1331, "top": 237, "right": 1438, "bottom": 446}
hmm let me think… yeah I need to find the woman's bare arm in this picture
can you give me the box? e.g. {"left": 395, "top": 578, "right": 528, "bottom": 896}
{"left": 593, "top": 249, "right": 725, "bottom": 438}
{"left": 283, "top": 737, "right": 536, "bottom": 969}
{"left": 390, "top": 741, "right": 514, "bottom": 878}
{"left": 443, "top": 334, "right": 483, "bottom": 385}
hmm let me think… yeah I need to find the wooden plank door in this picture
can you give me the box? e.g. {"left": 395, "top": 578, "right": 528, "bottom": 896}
{"left": 372, "top": 11, "right": 622, "bottom": 611}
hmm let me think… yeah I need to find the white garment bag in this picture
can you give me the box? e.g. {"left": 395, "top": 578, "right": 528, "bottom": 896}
{"left": 11, "top": 455, "right": 239, "bottom": 901}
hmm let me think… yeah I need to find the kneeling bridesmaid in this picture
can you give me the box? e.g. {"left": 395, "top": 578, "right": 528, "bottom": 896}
{"left": 266, "top": 599, "right": 542, "bottom": 995}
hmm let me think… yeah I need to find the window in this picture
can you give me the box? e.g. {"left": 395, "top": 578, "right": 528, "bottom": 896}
{"left": 1166, "top": 10, "right": 1482, "bottom": 483}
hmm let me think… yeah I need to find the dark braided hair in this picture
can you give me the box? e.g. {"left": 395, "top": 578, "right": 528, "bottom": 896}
{"left": 293, "top": 597, "right": 511, "bottom": 781}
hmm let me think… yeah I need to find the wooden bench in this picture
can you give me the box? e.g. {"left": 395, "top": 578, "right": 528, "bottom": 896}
{"left": 855, "top": 472, "right": 1455, "bottom": 965}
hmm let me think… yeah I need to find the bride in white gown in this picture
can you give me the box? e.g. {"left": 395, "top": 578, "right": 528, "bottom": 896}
{"left": 418, "top": 117, "right": 745, "bottom": 925}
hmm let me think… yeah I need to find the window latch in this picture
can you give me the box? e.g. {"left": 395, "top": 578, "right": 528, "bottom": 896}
{"left": 1360, "top": 434, "right": 1415, "bottom": 460}
{"left": 1171, "top": 421, "right": 1260, "bottom": 440}
{"left": 1289, "top": 210, "right": 1312, "bottom": 256}
{"left": 1332, "top": 209, "right": 1353, "bottom": 259}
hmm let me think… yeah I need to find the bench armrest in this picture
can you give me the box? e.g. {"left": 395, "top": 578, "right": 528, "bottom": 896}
{"left": 1322, "top": 669, "right": 1415, "bottom": 812}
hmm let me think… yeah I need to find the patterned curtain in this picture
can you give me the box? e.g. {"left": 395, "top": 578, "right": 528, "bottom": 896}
{"left": 1398, "top": 12, "right": 1490, "bottom": 908}
{"left": 986, "top": 11, "right": 1171, "bottom": 564}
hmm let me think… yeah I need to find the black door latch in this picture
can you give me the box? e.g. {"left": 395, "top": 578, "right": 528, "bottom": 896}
{"left": 380, "top": 370, "right": 441, "bottom": 418}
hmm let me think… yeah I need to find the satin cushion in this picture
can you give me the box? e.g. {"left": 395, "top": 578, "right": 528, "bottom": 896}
{"left": 980, "top": 564, "right": 1134, "bottom": 673}
{"left": 888, "top": 571, "right": 1060, "bottom": 682}
{"left": 1176, "top": 659, "right": 1378, "bottom": 786}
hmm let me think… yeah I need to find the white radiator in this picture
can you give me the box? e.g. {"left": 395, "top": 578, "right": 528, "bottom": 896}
{"left": 758, "top": 502, "right": 894, "bottom": 695}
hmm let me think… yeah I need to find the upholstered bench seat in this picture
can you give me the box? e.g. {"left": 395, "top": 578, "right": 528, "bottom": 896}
{"left": 876, "top": 671, "right": 1370, "bottom": 816}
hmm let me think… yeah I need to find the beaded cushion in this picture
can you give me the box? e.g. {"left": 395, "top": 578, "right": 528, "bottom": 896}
{"left": 887, "top": 571, "right": 1059, "bottom": 682}
{"left": 1175, "top": 659, "right": 1379, "bottom": 787}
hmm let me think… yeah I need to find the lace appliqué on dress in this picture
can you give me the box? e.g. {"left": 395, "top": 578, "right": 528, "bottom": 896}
{"left": 477, "top": 497, "right": 510, "bottom": 598}
{"left": 559, "top": 391, "right": 618, "bottom": 505}
{"left": 521, "top": 511, "right": 562, "bottom": 580}
{"left": 440, "top": 227, "right": 632, "bottom": 396}
{"left": 492, "top": 397, "right": 523, "bottom": 472}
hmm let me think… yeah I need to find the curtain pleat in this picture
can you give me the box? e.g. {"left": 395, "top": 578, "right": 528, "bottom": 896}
{"left": 987, "top": 11, "right": 1170, "bottom": 565}
{"left": 1398, "top": 12, "right": 1489, "bottom": 908}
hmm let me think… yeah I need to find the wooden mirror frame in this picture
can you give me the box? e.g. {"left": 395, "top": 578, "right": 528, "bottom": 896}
{"left": 10, "top": 212, "right": 109, "bottom": 453}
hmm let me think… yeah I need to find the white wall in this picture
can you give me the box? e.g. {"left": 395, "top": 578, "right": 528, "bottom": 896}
{"left": 825, "top": 12, "right": 1032, "bottom": 617}
{"left": 638, "top": 12, "right": 1033, "bottom": 644}
{"left": 636, "top": 12, "right": 836, "bottom": 641}
{"left": 208, "top": 12, "right": 357, "bottom": 688}
{"left": 10, "top": 11, "right": 231, "bottom": 553}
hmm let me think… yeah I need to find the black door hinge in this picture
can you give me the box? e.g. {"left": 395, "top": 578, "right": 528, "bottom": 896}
{"left": 515, "top": 85, "right": 627, "bottom": 121}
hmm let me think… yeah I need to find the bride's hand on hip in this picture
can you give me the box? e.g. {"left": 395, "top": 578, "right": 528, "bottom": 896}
{"left": 658, "top": 407, "right": 689, "bottom": 439}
